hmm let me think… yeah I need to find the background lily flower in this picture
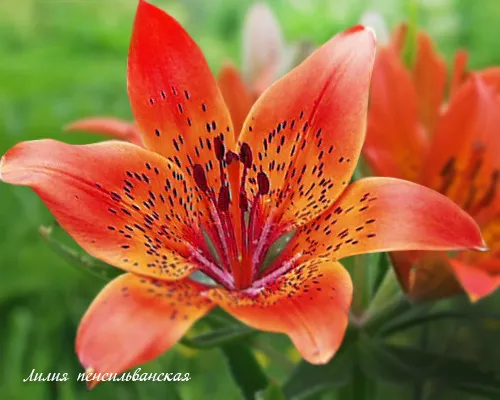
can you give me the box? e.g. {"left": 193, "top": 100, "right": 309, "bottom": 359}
{"left": 65, "top": 2, "right": 306, "bottom": 142}
{"left": 364, "top": 26, "right": 500, "bottom": 301}
{"left": 0, "top": 0, "right": 486, "bottom": 384}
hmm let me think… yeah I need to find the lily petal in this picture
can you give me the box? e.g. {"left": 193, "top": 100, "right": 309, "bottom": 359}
{"left": 217, "top": 62, "right": 254, "bottom": 138}
{"left": 65, "top": 117, "right": 144, "bottom": 146}
{"left": 389, "top": 23, "right": 407, "bottom": 54}
{"left": 128, "top": 0, "right": 234, "bottom": 189}
{"left": 0, "top": 139, "right": 205, "bottom": 280}
{"left": 289, "top": 177, "right": 485, "bottom": 262}
{"left": 448, "top": 259, "right": 500, "bottom": 301}
{"left": 457, "top": 213, "right": 500, "bottom": 272}
{"left": 239, "top": 25, "right": 376, "bottom": 226}
{"left": 242, "top": 2, "right": 284, "bottom": 97}
{"left": 422, "top": 77, "right": 500, "bottom": 218}
{"left": 77, "top": 273, "right": 213, "bottom": 387}
{"left": 450, "top": 50, "right": 469, "bottom": 97}
{"left": 364, "top": 47, "right": 428, "bottom": 181}
{"left": 413, "top": 32, "right": 447, "bottom": 133}
{"left": 207, "top": 258, "right": 352, "bottom": 364}
{"left": 479, "top": 67, "right": 500, "bottom": 95}
{"left": 392, "top": 252, "right": 462, "bottom": 301}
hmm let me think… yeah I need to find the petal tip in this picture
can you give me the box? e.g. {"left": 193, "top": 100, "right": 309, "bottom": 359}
{"left": 474, "top": 242, "right": 489, "bottom": 252}
{"left": 83, "top": 367, "right": 98, "bottom": 391}
{"left": 0, "top": 155, "right": 5, "bottom": 182}
{"left": 345, "top": 24, "right": 376, "bottom": 43}
{"left": 365, "top": 25, "right": 377, "bottom": 42}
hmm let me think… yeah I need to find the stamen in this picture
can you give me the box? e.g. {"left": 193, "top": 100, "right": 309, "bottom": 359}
{"left": 214, "top": 135, "right": 225, "bottom": 161}
{"left": 257, "top": 171, "right": 270, "bottom": 195}
{"left": 190, "top": 246, "right": 234, "bottom": 289}
{"left": 193, "top": 164, "right": 208, "bottom": 191}
{"left": 249, "top": 252, "right": 302, "bottom": 290}
{"left": 239, "top": 143, "right": 253, "bottom": 168}
{"left": 217, "top": 185, "right": 230, "bottom": 212}
{"left": 226, "top": 151, "right": 239, "bottom": 164}
{"left": 251, "top": 210, "right": 276, "bottom": 275}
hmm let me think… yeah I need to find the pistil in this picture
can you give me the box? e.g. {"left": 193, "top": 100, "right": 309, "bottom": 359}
{"left": 192, "top": 140, "right": 292, "bottom": 291}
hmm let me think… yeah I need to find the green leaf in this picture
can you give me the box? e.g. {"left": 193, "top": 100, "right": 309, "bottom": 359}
{"left": 257, "top": 381, "right": 286, "bottom": 400}
{"left": 402, "top": 0, "right": 419, "bottom": 68}
{"left": 283, "top": 343, "right": 354, "bottom": 399}
{"left": 381, "top": 311, "right": 500, "bottom": 336}
{"left": 180, "top": 324, "right": 256, "bottom": 349}
{"left": 359, "top": 339, "right": 500, "bottom": 397}
{"left": 39, "top": 224, "right": 119, "bottom": 281}
{"left": 221, "top": 342, "right": 268, "bottom": 400}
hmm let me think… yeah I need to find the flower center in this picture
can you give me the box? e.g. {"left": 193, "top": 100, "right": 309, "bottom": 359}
{"left": 189, "top": 135, "right": 293, "bottom": 291}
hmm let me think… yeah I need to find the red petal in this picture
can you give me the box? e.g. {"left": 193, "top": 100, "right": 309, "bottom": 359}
{"left": 450, "top": 50, "right": 469, "bottom": 97}
{"left": 364, "top": 48, "right": 428, "bottom": 181}
{"left": 422, "top": 77, "right": 500, "bottom": 219}
{"left": 412, "top": 32, "right": 446, "bottom": 133}
{"left": 394, "top": 252, "right": 463, "bottom": 301}
{"left": 242, "top": 3, "right": 284, "bottom": 97}
{"left": 77, "top": 273, "right": 213, "bottom": 387}
{"left": 207, "top": 258, "right": 352, "bottom": 364}
{"left": 128, "top": 0, "right": 234, "bottom": 189}
{"left": 289, "top": 177, "right": 485, "bottom": 262}
{"left": 65, "top": 117, "right": 144, "bottom": 146}
{"left": 0, "top": 139, "right": 205, "bottom": 280}
{"left": 448, "top": 259, "right": 500, "bottom": 301}
{"left": 239, "top": 25, "right": 376, "bottom": 226}
{"left": 479, "top": 67, "right": 500, "bottom": 94}
{"left": 389, "top": 23, "right": 408, "bottom": 54}
{"left": 217, "top": 62, "right": 254, "bottom": 139}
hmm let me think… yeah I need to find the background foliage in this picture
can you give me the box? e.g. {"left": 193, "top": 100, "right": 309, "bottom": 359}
{"left": 1, "top": 0, "right": 500, "bottom": 399}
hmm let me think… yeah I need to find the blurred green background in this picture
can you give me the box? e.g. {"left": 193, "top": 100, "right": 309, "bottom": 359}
{"left": 1, "top": 0, "right": 500, "bottom": 399}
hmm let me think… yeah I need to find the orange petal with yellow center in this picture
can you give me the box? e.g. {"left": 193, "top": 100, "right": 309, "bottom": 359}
{"left": 239, "top": 25, "right": 376, "bottom": 226}
{"left": 207, "top": 258, "right": 352, "bottom": 364}
{"left": 77, "top": 273, "right": 213, "bottom": 388}
{"left": 364, "top": 47, "right": 428, "bottom": 181}
{"left": 0, "top": 139, "right": 205, "bottom": 281}
{"left": 65, "top": 117, "right": 144, "bottom": 147}
{"left": 217, "top": 62, "right": 254, "bottom": 139}
{"left": 412, "top": 32, "right": 447, "bottom": 134}
{"left": 128, "top": 0, "right": 234, "bottom": 190}
{"left": 289, "top": 177, "right": 485, "bottom": 262}
{"left": 422, "top": 77, "right": 500, "bottom": 218}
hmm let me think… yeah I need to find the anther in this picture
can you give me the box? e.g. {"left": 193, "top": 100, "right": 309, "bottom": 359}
{"left": 217, "top": 186, "right": 230, "bottom": 212}
{"left": 239, "top": 192, "right": 248, "bottom": 211}
{"left": 193, "top": 164, "right": 208, "bottom": 191}
{"left": 226, "top": 151, "right": 239, "bottom": 165}
{"left": 257, "top": 172, "right": 270, "bottom": 195}
{"left": 239, "top": 143, "right": 253, "bottom": 168}
{"left": 214, "top": 136, "right": 225, "bottom": 161}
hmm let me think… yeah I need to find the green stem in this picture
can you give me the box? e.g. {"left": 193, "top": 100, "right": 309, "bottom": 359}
{"left": 351, "top": 254, "right": 368, "bottom": 316}
{"left": 364, "top": 267, "right": 402, "bottom": 319}
{"left": 381, "top": 311, "right": 500, "bottom": 336}
{"left": 363, "top": 293, "right": 412, "bottom": 334}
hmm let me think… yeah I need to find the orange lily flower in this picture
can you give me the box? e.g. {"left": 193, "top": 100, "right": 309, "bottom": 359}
{"left": 66, "top": 2, "right": 287, "bottom": 142}
{"left": 364, "top": 26, "right": 500, "bottom": 301}
{"left": 0, "top": 1, "right": 486, "bottom": 381}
